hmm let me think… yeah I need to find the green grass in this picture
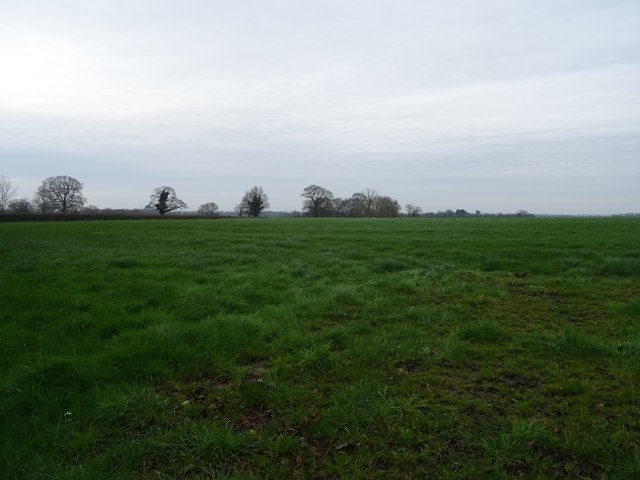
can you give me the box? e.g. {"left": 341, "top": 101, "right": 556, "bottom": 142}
{"left": 1, "top": 217, "right": 639, "bottom": 479}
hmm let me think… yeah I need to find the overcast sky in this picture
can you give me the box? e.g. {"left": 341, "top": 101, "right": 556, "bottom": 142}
{"left": 1, "top": 0, "right": 639, "bottom": 214}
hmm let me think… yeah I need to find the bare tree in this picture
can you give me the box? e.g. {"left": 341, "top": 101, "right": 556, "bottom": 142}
{"left": 33, "top": 186, "right": 52, "bottom": 213}
{"left": 332, "top": 197, "right": 353, "bottom": 217}
{"left": 361, "top": 188, "right": 379, "bottom": 216}
{"left": 37, "top": 176, "right": 86, "bottom": 213}
{"left": 301, "top": 184, "right": 334, "bottom": 217}
{"left": 239, "top": 186, "right": 269, "bottom": 217}
{"left": 375, "top": 196, "right": 401, "bottom": 217}
{"left": 405, "top": 204, "right": 423, "bottom": 217}
{"left": 349, "top": 193, "right": 368, "bottom": 217}
{"left": 146, "top": 186, "right": 187, "bottom": 214}
{"left": 234, "top": 203, "right": 246, "bottom": 217}
{"left": 198, "top": 202, "right": 219, "bottom": 217}
{"left": 0, "top": 175, "right": 18, "bottom": 213}
{"left": 8, "top": 198, "right": 31, "bottom": 213}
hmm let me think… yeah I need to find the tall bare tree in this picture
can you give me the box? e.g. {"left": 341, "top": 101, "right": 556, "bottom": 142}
{"left": 146, "top": 186, "right": 187, "bottom": 214}
{"left": 375, "top": 196, "right": 401, "bottom": 217}
{"left": 405, "top": 204, "right": 423, "bottom": 217}
{"left": 234, "top": 203, "right": 246, "bottom": 217}
{"left": 198, "top": 202, "right": 219, "bottom": 217}
{"left": 239, "top": 186, "right": 269, "bottom": 217}
{"left": 33, "top": 186, "right": 50, "bottom": 213}
{"left": 0, "top": 175, "right": 18, "bottom": 213}
{"left": 349, "top": 193, "right": 368, "bottom": 217}
{"left": 301, "top": 185, "right": 334, "bottom": 217}
{"left": 361, "top": 188, "right": 379, "bottom": 216}
{"left": 37, "top": 175, "right": 86, "bottom": 213}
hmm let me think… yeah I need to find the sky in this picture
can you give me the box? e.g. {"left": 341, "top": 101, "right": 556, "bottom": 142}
{"left": 1, "top": 0, "right": 639, "bottom": 214}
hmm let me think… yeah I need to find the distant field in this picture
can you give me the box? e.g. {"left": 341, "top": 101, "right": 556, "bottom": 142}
{"left": 1, "top": 218, "right": 639, "bottom": 479}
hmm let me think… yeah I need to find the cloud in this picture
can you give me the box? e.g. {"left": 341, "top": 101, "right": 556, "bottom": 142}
{"left": 1, "top": 0, "right": 639, "bottom": 213}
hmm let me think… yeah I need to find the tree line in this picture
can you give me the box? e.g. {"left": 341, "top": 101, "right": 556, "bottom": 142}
{"left": 0, "top": 176, "right": 406, "bottom": 218}
{"left": 0, "top": 176, "right": 254, "bottom": 217}
{"left": 1, "top": 175, "right": 87, "bottom": 214}
{"left": 300, "top": 185, "right": 403, "bottom": 217}
{"left": 0, "top": 175, "right": 533, "bottom": 218}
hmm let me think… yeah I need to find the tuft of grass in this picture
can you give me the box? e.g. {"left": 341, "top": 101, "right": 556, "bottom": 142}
{"left": 107, "top": 258, "right": 138, "bottom": 269}
{"left": 601, "top": 257, "right": 640, "bottom": 277}
{"left": 372, "top": 258, "right": 407, "bottom": 273}
{"left": 552, "top": 327, "right": 612, "bottom": 358}
{"left": 619, "top": 297, "right": 640, "bottom": 316}
{"left": 455, "top": 320, "right": 510, "bottom": 344}
{"left": 297, "top": 342, "right": 338, "bottom": 373}
{"left": 482, "top": 419, "right": 552, "bottom": 459}
{"left": 613, "top": 447, "right": 640, "bottom": 480}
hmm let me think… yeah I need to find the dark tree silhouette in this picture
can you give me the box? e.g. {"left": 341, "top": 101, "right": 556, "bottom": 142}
{"left": 349, "top": 188, "right": 379, "bottom": 217}
{"left": 239, "top": 186, "right": 269, "bottom": 217}
{"left": 198, "top": 202, "right": 219, "bottom": 216}
{"left": 37, "top": 175, "right": 86, "bottom": 213}
{"left": 301, "top": 184, "right": 334, "bottom": 217}
{"left": 147, "top": 186, "right": 187, "bottom": 214}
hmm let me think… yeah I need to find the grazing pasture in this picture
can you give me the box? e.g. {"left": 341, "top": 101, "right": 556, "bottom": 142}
{"left": 1, "top": 218, "right": 639, "bottom": 479}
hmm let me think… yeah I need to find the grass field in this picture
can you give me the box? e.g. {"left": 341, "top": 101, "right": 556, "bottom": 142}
{"left": 1, "top": 217, "right": 639, "bottom": 479}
